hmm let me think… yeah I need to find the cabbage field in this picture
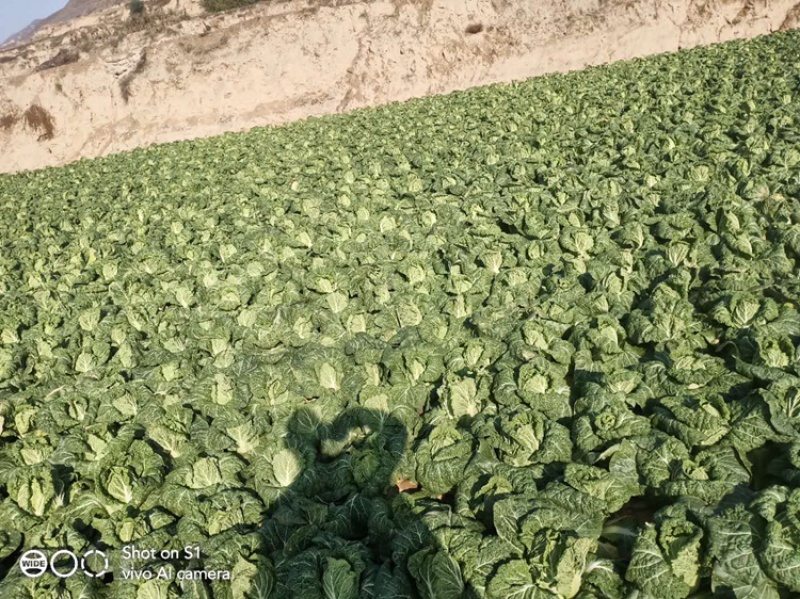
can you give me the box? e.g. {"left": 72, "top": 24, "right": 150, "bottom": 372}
{"left": 1, "top": 29, "right": 800, "bottom": 599}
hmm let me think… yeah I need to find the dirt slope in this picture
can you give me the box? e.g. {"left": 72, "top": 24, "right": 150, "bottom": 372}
{"left": 1, "top": 20, "right": 44, "bottom": 49}
{"left": 1, "top": 0, "right": 129, "bottom": 49}
{"left": 1, "top": 0, "right": 799, "bottom": 174}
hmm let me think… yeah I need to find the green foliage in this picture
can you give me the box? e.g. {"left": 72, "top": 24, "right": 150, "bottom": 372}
{"left": 201, "top": 0, "right": 258, "bottom": 13}
{"left": 129, "top": 0, "right": 145, "bottom": 15}
{"left": 1, "top": 28, "right": 800, "bottom": 599}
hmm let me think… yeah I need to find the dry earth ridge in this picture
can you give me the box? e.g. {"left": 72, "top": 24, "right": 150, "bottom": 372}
{"left": 0, "top": 0, "right": 799, "bottom": 174}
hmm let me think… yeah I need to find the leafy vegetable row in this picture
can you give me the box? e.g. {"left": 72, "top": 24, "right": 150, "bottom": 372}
{"left": 0, "top": 29, "right": 799, "bottom": 599}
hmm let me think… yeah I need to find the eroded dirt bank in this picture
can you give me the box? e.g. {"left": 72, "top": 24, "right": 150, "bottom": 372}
{"left": 1, "top": 0, "right": 799, "bottom": 174}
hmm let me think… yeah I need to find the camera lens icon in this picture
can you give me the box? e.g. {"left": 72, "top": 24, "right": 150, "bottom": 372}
{"left": 19, "top": 549, "right": 109, "bottom": 579}
{"left": 50, "top": 550, "right": 79, "bottom": 578}
{"left": 82, "top": 549, "right": 109, "bottom": 578}
{"left": 19, "top": 550, "right": 48, "bottom": 578}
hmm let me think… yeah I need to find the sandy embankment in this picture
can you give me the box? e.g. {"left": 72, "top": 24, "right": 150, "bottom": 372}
{"left": 0, "top": 0, "right": 799, "bottom": 174}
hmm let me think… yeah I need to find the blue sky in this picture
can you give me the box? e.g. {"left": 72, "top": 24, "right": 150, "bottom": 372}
{"left": 0, "top": 0, "right": 68, "bottom": 44}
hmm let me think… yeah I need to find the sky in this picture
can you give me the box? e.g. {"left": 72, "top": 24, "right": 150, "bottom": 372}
{"left": 0, "top": 0, "right": 68, "bottom": 44}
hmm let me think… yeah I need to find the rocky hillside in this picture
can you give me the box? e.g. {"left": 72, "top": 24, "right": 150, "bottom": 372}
{"left": 1, "top": 20, "right": 44, "bottom": 49}
{"left": 1, "top": 0, "right": 799, "bottom": 174}
{"left": 2, "top": 0, "right": 129, "bottom": 48}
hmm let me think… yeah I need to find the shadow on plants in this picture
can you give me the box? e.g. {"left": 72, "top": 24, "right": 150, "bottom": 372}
{"left": 254, "top": 406, "right": 451, "bottom": 598}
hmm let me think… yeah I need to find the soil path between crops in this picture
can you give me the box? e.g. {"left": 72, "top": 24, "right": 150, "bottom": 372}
{"left": 0, "top": 0, "right": 799, "bottom": 174}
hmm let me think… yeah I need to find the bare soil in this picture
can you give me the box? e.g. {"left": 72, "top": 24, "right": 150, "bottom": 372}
{"left": 0, "top": 0, "right": 798, "bottom": 174}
